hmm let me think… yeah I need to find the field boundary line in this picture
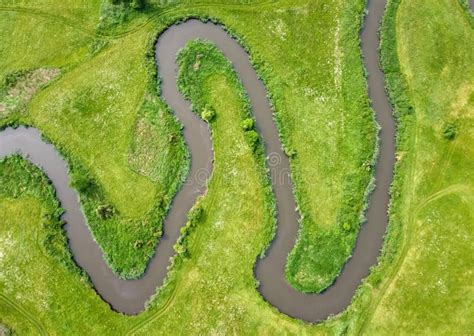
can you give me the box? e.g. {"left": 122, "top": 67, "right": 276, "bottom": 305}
{"left": 0, "top": 293, "right": 48, "bottom": 336}
{"left": 0, "top": 1, "right": 278, "bottom": 40}
{"left": 0, "top": 6, "right": 99, "bottom": 37}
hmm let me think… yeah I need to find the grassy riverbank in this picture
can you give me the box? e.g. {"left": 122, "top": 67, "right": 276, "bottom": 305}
{"left": 0, "top": 38, "right": 314, "bottom": 335}
{"left": 360, "top": 0, "right": 474, "bottom": 333}
{"left": 0, "top": 2, "right": 189, "bottom": 278}
{"left": 1, "top": 0, "right": 472, "bottom": 334}
{"left": 0, "top": 0, "right": 377, "bottom": 288}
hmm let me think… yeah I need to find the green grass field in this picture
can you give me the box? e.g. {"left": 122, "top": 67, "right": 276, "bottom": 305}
{"left": 0, "top": 0, "right": 377, "bottom": 289}
{"left": 0, "top": 0, "right": 472, "bottom": 334}
{"left": 360, "top": 0, "right": 474, "bottom": 333}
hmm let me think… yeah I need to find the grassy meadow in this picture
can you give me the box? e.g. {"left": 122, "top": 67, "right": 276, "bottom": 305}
{"left": 360, "top": 0, "right": 474, "bottom": 333}
{"left": 0, "top": 0, "right": 377, "bottom": 289}
{"left": 0, "top": 0, "right": 472, "bottom": 334}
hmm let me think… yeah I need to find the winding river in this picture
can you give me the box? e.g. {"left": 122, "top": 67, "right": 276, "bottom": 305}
{"left": 0, "top": 0, "right": 395, "bottom": 323}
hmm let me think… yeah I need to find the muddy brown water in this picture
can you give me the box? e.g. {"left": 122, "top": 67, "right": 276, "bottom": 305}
{"left": 0, "top": 0, "right": 394, "bottom": 322}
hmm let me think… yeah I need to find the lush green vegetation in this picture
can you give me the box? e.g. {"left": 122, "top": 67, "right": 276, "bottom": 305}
{"left": 360, "top": 0, "right": 474, "bottom": 333}
{"left": 0, "top": 39, "right": 318, "bottom": 335}
{"left": 1, "top": 2, "right": 189, "bottom": 278}
{"left": 0, "top": 0, "right": 472, "bottom": 334}
{"left": 0, "top": 0, "right": 377, "bottom": 289}
{"left": 253, "top": 0, "right": 377, "bottom": 293}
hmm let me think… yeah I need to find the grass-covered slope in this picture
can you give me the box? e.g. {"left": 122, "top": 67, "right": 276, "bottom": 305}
{"left": 0, "top": 157, "right": 134, "bottom": 335}
{"left": 24, "top": 29, "right": 188, "bottom": 278}
{"left": 280, "top": 0, "right": 376, "bottom": 290}
{"left": 138, "top": 39, "right": 279, "bottom": 334}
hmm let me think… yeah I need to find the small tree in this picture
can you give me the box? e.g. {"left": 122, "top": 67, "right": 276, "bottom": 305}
{"left": 284, "top": 147, "right": 297, "bottom": 159}
{"left": 188, "top": 204, "right": 204, "bottom": 227}
{"left": 96, "top": 204, "right": 115, "bottom": 219}
{"left": 443, "top": 122, "right": 457, "bottom": 140}
{"left": 131, "top": 0, "right": 145, "bottom": 9}
{"left": 71, "top": 173, "right": 95, "bottom": 195}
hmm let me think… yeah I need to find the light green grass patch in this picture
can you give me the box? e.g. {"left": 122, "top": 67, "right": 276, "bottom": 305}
{"left": 360, "top": 0, "right": 474, "bottom": 333}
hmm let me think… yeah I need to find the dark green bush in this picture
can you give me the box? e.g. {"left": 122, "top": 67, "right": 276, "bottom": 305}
{"left": 443, "top": 122, "right": 457, "bottom": 140}
{"left": 173, "top": 203, "right": 205, "bottom": 258}
{"left": 99, "top": 0, "right": 147, "bottom": 31}
{"left": 187, "top": 204, "right": 204, "bottom": 226}
{"left": 71, "top": 173, "right": 96, "bottom": 195}
{"left": 284, "top": 147, "right": 297, "bottom": 158}
{"left": 96, "top": 204, "right": 115, "bottom": 219}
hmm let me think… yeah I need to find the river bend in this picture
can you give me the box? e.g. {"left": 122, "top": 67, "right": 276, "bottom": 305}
{"left": 0, "top": 0, "right": 394, "bottom": 322}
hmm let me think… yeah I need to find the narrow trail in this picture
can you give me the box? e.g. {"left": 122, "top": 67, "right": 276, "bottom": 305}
{"left": 0, "top": 1, "right": 277, "bottom": 40}
{"left": 0, "top": 294, "right": 48, "bottom": 336}
{"left": 0, "top": 0, "right": 395, "bottom": 324}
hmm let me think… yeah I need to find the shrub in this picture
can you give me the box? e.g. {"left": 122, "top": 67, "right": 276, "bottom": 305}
{"left": 284, "top": 147, "right": 297, "bottom": 158}
{"left": 133, "top": 240, "right": 144, "bottom": 249}
{"left": 245, "top": 130, "right": 260, "bottom": 151}
{"left": 241, "top": 118, "right": 254, "bottom": 131}
{"left": 201, "top": 106, "right": 216, "bottom": 122}
{"left": 110, "top": 0, "right": 145, "bottom": 10}
{"left": 71, "top": 173, "right": 96, "bottom": 195}
{"left": 96, "top": 204, "right": 115, "bottom": 219}
{"left": 173, "top": 203, "right": 204, "bottom": 258}
{"left": 174, "top": 243, "right": 188, "bottom": 256}
{"left": 188, "top": 204, "right": 204, "bottom": 226}
{"left": 342, "top": 222, "right": 351, "bottom": 231}
{"left": 443, "top": 122, "right": 457, "bottom": 140}
{"left": 131, "top": 0, "right": 145, "bottom": 9}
